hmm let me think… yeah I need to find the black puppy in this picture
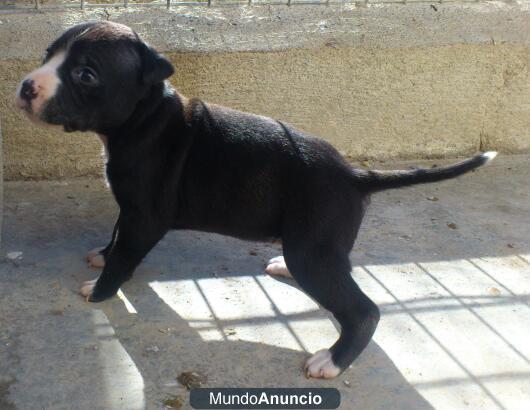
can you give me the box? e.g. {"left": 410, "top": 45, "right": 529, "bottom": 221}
{"left": 16, "top": 21, "right": 496, "bottom": 379}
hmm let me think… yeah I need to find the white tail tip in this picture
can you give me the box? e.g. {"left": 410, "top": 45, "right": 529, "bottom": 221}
{"left": 482, "top": 151, "right": 497, "bottom": 163}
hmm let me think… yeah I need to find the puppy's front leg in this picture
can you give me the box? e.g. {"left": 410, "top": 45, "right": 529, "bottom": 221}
{"left": 86, "top": 212, "right": 121, "bottom": 268}
{"left": 81, "top": 215, "right": 167, "bottom": 302}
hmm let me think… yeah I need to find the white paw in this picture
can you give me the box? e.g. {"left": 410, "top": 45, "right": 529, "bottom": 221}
{"left": 80, "top": 278, "right": 98, "bottom": 301}
{"left": 265, "top": 255, "right": 292, "bottom": 278}
{"left": 86, "top": 247, "right": 105, "bottom": 268}
{"left": 304, "top": 349, "right": 341, "bottom": 379}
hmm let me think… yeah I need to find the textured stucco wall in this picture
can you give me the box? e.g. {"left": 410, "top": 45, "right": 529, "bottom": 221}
{"left": 1, "top": 3, "right": 529, "bottom": 180}
{"left": 0, "top": 118, "right": 3, "bottom": 244}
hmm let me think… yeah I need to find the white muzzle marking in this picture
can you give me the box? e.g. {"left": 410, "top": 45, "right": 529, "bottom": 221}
{"left": 16, "top": 51, "right": 65, "bottom": 117}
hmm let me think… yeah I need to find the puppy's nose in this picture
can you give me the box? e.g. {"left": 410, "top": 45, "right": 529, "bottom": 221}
{"left": 20, "top": 79, "right": 37, "bottom": 101}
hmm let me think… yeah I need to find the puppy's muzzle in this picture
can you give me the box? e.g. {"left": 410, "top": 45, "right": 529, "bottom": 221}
{"left": 15, "top": 51, "right": 64, "bottom": 117}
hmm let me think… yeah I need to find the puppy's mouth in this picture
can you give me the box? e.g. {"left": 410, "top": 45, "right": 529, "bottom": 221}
{"left": 16, "top": 98, "right": 66, "bottom": 131}
{"left": 14, "top": 89, "right": 72, "bottom": 131}
{"left": 15, "top": 89, "right": 43, "bottom": 123}
{"left": 15, "top": 93, "right": 36, "bottom": 117}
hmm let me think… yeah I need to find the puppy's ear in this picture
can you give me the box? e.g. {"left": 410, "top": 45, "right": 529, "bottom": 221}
{"left": 138, "top": 42, "right": 174, "bottom": 85}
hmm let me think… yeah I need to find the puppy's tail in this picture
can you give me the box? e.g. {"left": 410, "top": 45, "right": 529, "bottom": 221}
{"left": 356, "top": 151, "right": 497, "bottom": 193}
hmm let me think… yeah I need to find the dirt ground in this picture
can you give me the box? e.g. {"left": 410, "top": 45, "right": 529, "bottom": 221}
{"left": 0, "top": 155, "right": 529, "bottom": 409}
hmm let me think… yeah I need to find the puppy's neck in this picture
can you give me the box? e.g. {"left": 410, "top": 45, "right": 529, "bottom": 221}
{"left": 97, "top": 82, "right": 178, "bottom": 138}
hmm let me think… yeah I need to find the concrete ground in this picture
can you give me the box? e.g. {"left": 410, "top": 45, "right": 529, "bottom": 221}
{"left": 0, "top": 155, "right": 529, "bottom": 409}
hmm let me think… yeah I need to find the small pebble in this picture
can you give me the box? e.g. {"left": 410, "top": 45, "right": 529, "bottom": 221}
{"left": 343, "top": 380, "right": 351, "bottom": 387}
{"left": 6, "top": 251, "right": 23, "bottom": 260}
{"left": 162, "top": 394, "right": 184, "bottom": 409}
{"left": 488, "top": 287, "right": 501, "bottom": 296}
{"left": 177, "top": 371, "right": 207, "bottom": 390}
{"left": 447, "top": 223, "right": 458, "bottom": 230}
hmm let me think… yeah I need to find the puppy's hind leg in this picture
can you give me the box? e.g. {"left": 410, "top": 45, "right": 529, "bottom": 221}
{"left": 283, "top": 239, "right": 379, "bottom": 379}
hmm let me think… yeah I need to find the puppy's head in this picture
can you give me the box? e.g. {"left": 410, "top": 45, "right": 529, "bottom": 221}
{"left": 15, "top": 21, "right": 174, "bottom": 132}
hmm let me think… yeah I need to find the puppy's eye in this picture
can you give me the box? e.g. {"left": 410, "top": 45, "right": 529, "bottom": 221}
{"left": 72, "top": 67, "right": 99, "bottom": 87}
